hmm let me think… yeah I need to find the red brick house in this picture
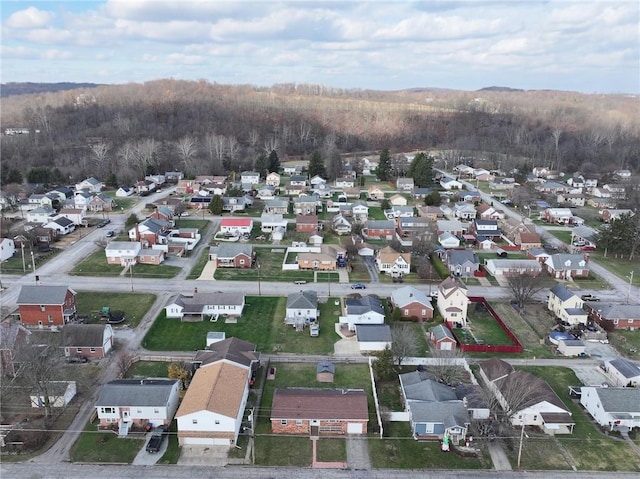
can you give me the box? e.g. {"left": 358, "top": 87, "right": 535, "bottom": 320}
{"left": 584, "top": 303, "right": 640, "bottom": 330}
{"left": 271, "top": 388, "right": 368, "bottom": 435}
{"left": 16, "top": 285, "right": 77, "bottom": 327}
{"left": 389, "top": 286, "right": 434, "bottom": 320}
{"left": 296, "top": 215, "right": 319, "bottom": 233}
{"left": 208, "top": 243, "right": 253, "bottom": 268}
{"left": 0, "top": 321, "right": 31, "bottom": 375}
{"left": 363, "top": 220, "right": 396, "bottom": 240}
{"left": 516, "top": 232, "right": 542, "bottom": 250}
{"left": 62, "top": 324, "right": 114, "bottom": 359}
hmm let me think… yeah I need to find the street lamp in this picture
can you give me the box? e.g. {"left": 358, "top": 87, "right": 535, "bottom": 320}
{"left": 30, "top": 250, "right": 36, "bottom": 273}
{"left": 257, "top": 262, "right": 261, "bottom": 296}
{"left": 626, "top": 271, "right": 634, "bottom": 304}
{"left": 327, "top": 271, "right": 331, "bottom": 297}
{"left": 129, "top": 262, "right": 134, "bottom": 292}
{"left": 21, "top": 243, "right": 26, "bottom": 272}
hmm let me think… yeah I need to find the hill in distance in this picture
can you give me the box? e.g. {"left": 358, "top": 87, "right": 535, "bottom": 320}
{"left": 1, "top": 82, "right": 105, "bottom": 98}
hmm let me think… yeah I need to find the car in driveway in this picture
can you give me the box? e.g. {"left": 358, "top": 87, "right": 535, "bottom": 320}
{"left": 97, "top": 219, "right": 111, "bottom": 228}
{"left": 145, "top": 427, "right": 168, "bottom": 453}
{"left": 351, "top": 283, "right": 366, "bottom": 290}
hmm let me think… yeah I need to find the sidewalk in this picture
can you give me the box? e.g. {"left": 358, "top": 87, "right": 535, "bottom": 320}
{"left": 487, "top": 441, "right": 512, "bottom": 470}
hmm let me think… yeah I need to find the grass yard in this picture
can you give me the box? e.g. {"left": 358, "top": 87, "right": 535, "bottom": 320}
{"left": 186, "top": 248, "right": 210, "bottom": 279}
{"left": 369, "top": 422, "right": 487, "bottom": 469}
{"left": 316, "top": 438, "right": 347, "bottom": 462}
{"left": 608, "top": 329, "right": 640, "bottom": 360}
{"left": 253, "top": 435, "right": 312, "bottom": 467}
{"left": 142, "top": 296, "right": 341, "bottom": 354}
{"left": 548, "top": 230, "right": 572, "bottom": 245}
{"left": 70, "top": 250, "right": 181, "bottom": 278}
{"left": 213, "top": 249, "right": 318, "bottom": 283}
{"left": 367, "top": 207, "right": 388, "bottom": 220}
{"left": 70, "top": 420, "right": 142, "bottom": 463}
{"left": 76, "top": 291, "right": 156, "bottom": 327}
{"left": 519, "top": 366, "right": 640, "bottom": 472}
{"left": 431, "top": 256, "right": 449, "bottom": 279}
{"left": 158, "top": 420, "right": 180, "bottom": 464}
{"left": 126, "top": 360, "right": 170, "bottom": 378}
{"left": 459, "top": 302, "right": 515, "bottom": 346}
{"left": 590, "top": 252, "right": 640, "bottom": 285}
{"left": 488, "top": 303, "right": 554, "bottom": 358}
{"left": 375, "top": 376, "right": 404, "bottom": 411}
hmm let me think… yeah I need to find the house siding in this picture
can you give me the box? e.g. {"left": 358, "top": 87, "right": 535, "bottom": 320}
{"left": 271, "top": 418, "right": 367, "bottom": 435}
{"left": 19, "top": 290, "right": 76, "bottom": 327}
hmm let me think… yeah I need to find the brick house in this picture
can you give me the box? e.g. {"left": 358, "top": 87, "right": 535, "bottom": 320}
{"left": 389, "top": 286, "right": 434, "bottom": 320}
{"left": 16, "top": 285, "right": 77, "bottom": 327}
{"left": 516, "top": 232, "right": 541, "bottom": 250}
{"left": 209, "top": 243, "right": 253, "bottom": 269}
{"left": 295, "top": 215, "right": 319, "bottom": 233}
{"left": 584, "top": 303, "right": 640, "bottom": 330}
{"left": 270, "top": 388, "right": 368, "bottom": 435}
{"left": 544, "top": 254, "right": 590, "bottom": 279}
{"left": 429, "top": 324, "right": 457, "bottom": 351}
{"left": 62, "top": 324, "right": 114, "bottom": 359}
{"left": 363, "top": 220, "right": 395, "bottom": 240}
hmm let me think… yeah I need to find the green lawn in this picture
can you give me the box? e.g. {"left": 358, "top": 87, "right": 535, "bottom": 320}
{"left": 0, "top": 247, "right": 62, "bottom": 275}
{"left": 126, "top": 360, "right": 170, "bottom": 378}
{"left": 548, "top": 230, "right": 572, "bottom": 245}
{"left": 367, "top": 207, "right": 388, "bottom": 220}
{"left": 589, "top": 253, "right": 640, "bottom": 286}
{"left": 316, "top": 439, "right": 347, "bottom": 462}
{"left": 143, "top": 296, "right": 341, "bottom": 354}
{"left": 70, "top": 250, "right": 181, "bottom": 278}
{"left": 70, "top": 420, "right": 142, "bottom": 463}
{"left": 186, "top": 248, "right": 210, "bottom": 279}
{"left": 253, "top": 435, "right": 312, "bottom": 466}
{"left": 75, "top": 291, "right": 156, "bottom": 327}
{"left": 368, "top": 422, "right": 487, "bottom": 469}
{"left": 608, "top": 329, "right": 640, "bottom": 360}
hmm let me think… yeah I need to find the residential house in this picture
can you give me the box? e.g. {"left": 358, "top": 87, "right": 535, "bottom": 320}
{"left": 129, "top": 218, "right": 170, "bottom": 247}
{"left": 285, "top": 290, "right": 319, "bottom": 327}
{"left": 0, "top": 238, "right": 16, "bottom": 262}
{"left": 526, "top": 248, "right": 551, "bottom": 264}
{"left": 283, "top": 165, "right": 303, "bottom": 175}
{"left": 332, "top": 214, "right": 352, "bottom": 235}
{"left": 75, "top": 177, "right": 103, "bottom": 193}
{"left": 544, "top": 208, "right": 574, "bottom": 224}
{"left": 585, "top": 303, "right": 640, "bottom": 330}
{"left": 438, "top": 232, "right": 461, "bottom": 248}
{"left": 476, "top": 203, "right": 505, "bottom": 221}
{"left": 436, "top": 220, "right": 464, "bottom": 237}
{"left": 88, "top": 193, "right": 116, "bottom": 212}
{"left": 532, "top": 167, "right": 559, "bottom": 179}
{"left": 557, "top": 193, "right": 586, "bottom": 207}
{"left": 335, "top": 177, "right": 355, "bottom": 188}
{"left": 256, "top": 185, "right": 276, "bottom": 200}
{"left": 440, "top": 177, "right": 463, "bottom": 190}
{"left": 188, "top": 196, "right": 211, "bottom": 210}
{"left": 547, "top": 285, "right": 588, "bottom": 326}
{"left": 367, "top": 185, "right": 385, "bottom": 200}
{"left": 356, "top": 324, "right": 392, "bottom": 352}
{"left": 209, "top": 244, "right": 254, "bottom": 269}
{"left": 446, "top": 249, "right": 479, "bottom": 278}
{"left": 27, "top": 193, "right": 53, "bottom": 209}
{"left": 454, "top": 164, "right": 475, "bottom": 175}
{"left": 260, "top": 213, "right": 288, "bottom": 234}
{"left": 58, "top": 208, "right": 86, "bottom": 226}
{"left": 312, "top": 183, "right": 332, "bottom": 198}
{"left": 535, "top": 181, "right": 571, "bottom": 195}
{"left": 417, "top": 206, "right": 444, "bottom": 221}
{"left": 363, "top": 220, "right": 395, "bottom": 240}
{"left": 389, "top": 194, "right": 408, "bottom": 206}
{"left": 96, "top": 379, "right": 180, "bottom": 435}
{"left": 0, "top": 321, "right": 31, "bottom": 376}
{"left": 310, "top": 175, "right": 327, "bottom": 187}
{"left": 580, "top": 387, "right": 640, "bottom": 432}
{"left": 26, "top": 206, "right": 55, "bottom": 224}
{"left": 30, "top": 381, "right": 76, "bottom": 409}
{"left": 601, "top": 209, "right": 634, "bottom": 223}
{"left": 289, "top": 175, "right": 307, "bottom": 188}
{"left": 436, "top": 277, "right": 469, "bottom": 327}
{"left": 295, "top": 215, "right": 319, "bottom": 233}
{"left": 385, "top": 205, "right": 414, "bottom": 219}
{"left": 219, "top": 218, "right": 253, "bottom": 236}
{"left": 478, "top": 358, "right": 574, "bottom": 434}
{"left": 45, "top": 216, "right": 75, "bottom": 235}
{"left": 614, "top": 169, "right": 632, "bottom": 179}
{"left": 293, "top": 196, "right": 319, "bottom": 215}
{"left": 263, "top": 198, "right": 289, "bottom": 215}
{"left": 545, "top": 254, "right": 590, "bottom": 279}
{"left": 602, "top": 358, "right": 640, "bottom": 387}
{"left": 240, "top": 171, "right": 260, "bottom": 185}
{"left": 222, "top": 196, "right": 250, "bottom": 213}
{"left": 515, "top": 232, "right": 541, "bottom": 250}
{"left": 567, "top": 175, "right": 585, "bottom": 188}
{"left": 453, "top": 203, "right": 477, "bottom": 220}
{"left": 134, "top": 179, "right": 158, "bottom": 195}
{"left": 396, "top": 217, "right": 431, "bottom": 241}
{"left": 389, "top": 286, "right": 433, "bottom": 320}
{"left": 165, "top": 291, "right": 245, "bottom": 320}
{"left": 105, "top": 241, "right": 142, "bottom": 266}
{"left": 339, "top": 296, "right": 386, "bottom": 331}
{"left": 16, "top": 285, "right": 77, "bottom": 327}
{"left": 396, "top": 177, "right": 415, "bottom": 192}
{"left": 164, "top": 171, "right": 184, "bottom": 183}
{"left": 350, "top": 201, "right": 369, "bottom": 223}
{"left": 62, "top": 324, "right": 114, "bottom": 359}
{"left": 376, "top": 246, "right": 411, "bottom": 278}
{"left": 571, "top": 226, "right": 598, "bottom": 250}
{"left": 270, "top": 388, "right": 368, "bottom": 435}
{"left": 500, "top": 217, "right": 536, "bottom": 244}
{"left": 429, "top": 324, "right": 457, "bottom": 351}
{"left": 399, "top": 371, "right": 470, "bottom": 443}
{"left": 484, "top": 259, "right": 542, "bottom": 278}
{"left": 297, "top": 244, "right": 346, "bottom": 271}
{"left": 412, "top": 187, "right": 432, "bottom": 199}
{"left": 470, "top": 219, "right": 501, "bottom": 240}
{"left": 177, "top": 339, "right": 257, "bottom": 446}
{"left": 266, "top": 172, "right": 281, "bottom": 187}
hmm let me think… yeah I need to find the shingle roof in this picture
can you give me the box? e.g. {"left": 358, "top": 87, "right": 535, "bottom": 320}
{"left": 366, "top": 220, "right": 395, "bottom": 230}
{"left": 317, "top": 361, "right": 335, "bottom": 374}
{"left": 96, "top": 379, "right": 178, "bottom": 407}
{"left": 479, "top": 358, "right": 514, "bottom": 382}
{"left": 270, "top": 388, "right": 368, "bottom": 420}
{"left": 400, "top": 374, "right": 457, "bottom": 402}
{"left": 62, "top": 324, "right": 109, "bottom": 347}
{"left": 287, "top": 290, "right": 318, "bottom": 309}
{"left": 608, "top": 358, "right": 640, "bottom": 379}
{"left": 17, "top": 285, "right": 74, "bottom": 305}
{"left": 355, "top": 324, "right": 391, "bottom": 342}
{"left": 593, "top": 387, "right": 640, "bottom": 412}
{"left": 171, "top": 291, "right": 245, "bottom": 312}
{"left": 591, "top": 303, "right": 640, "bottom": 320}
{"left": 447, "top": 249, "right": 478, "bottom": 266}
{"left": 0, "top": 321, "right": 31, "bottom": 349}
{"left": 192, "top": 337, "right": 257, "bottom": 368}
{"left": 550, "top": 284, "right": 577, "bottom": 302}
{"left": 547, "top": 254, "right": 590, "bottom": 271}
{"left": 390, "top": 286, "right": 432, "bottom": 309}
{"left": 408, "top": 400, "right": 469, "bottom": 426}
{"left": 209, "top": 243, "right": 253, "bottom": 258}
{"left": 430, "top": 324, "right": 455, "bottom": 342}
{"left": 345, "top": 296, "right": 385, "bottom": 315}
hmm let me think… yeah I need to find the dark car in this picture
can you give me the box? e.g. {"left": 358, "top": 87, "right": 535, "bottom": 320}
{"left": 146, "top": 427, "right": 168, "bottom": 453}
{"left": 106, "top": 230, "right": 115, "bottom": 238}
{"left": 351, "top": 283, "right": 366, "bottom": 290}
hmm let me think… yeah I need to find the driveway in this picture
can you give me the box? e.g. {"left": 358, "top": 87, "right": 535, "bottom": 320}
{"left": 177, "top": 445, "right": 230, "bottom": 466}
{"left": 346, "top": 436, "right": 371, "bottom": 470}
{"left": 362, "top": 256, "right": 379, "bottom": 283}
{"left": 132, "top": 431, "right": 167, "bottom": 465}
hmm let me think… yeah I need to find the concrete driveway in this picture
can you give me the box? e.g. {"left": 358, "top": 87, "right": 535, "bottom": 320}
{"left": 177, "top": 445, "right": 230, "bottom": 466}
{"left": 132, "top": 431, "right": 167, "bottom": 465}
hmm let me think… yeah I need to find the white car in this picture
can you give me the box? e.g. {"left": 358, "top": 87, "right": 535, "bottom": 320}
{"left": 430, "top": 291, "right": 438, "bottom": 298}
{"left": 179, "top": 212, "right": 190, "bottom": 217}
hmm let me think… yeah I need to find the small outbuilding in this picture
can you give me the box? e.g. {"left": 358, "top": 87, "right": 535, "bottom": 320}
{"left": 30, "top": 381, "right": 77, "bottom": 409}
{"left": 557, "top": 339, "right": 586, "bottom": 357}
{"left": 316, "top": 361, "right": 335, "bottom": 383}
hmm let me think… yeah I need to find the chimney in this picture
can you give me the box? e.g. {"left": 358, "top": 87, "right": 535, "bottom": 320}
{"left": 584, "top": 253, "right": 590, "bottom": 263}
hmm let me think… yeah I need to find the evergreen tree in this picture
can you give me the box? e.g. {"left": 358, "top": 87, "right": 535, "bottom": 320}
{"left": 209, "top": 194, "right": 224, "bottom": 214}
{"left": 307, "top": 150, "right": 326, "bottom": 178}
{"left": 254, "top": 153, "right": 268, "bottom": 177}
{"left": 327, "top": 147, "right": 342, "bottom": 180}
{"left": 377, "top": 148, "right": 392, "bottom": 181}
{"left": 267, "top": 150, "right": 280, "bottom": 173}
{"left": 424, "top": 191, "right": 442, "bottom": 206}
{"left": 407, "top": 152, "right": 434, "bottom": 187}
{"left": 106, "top": 172, "right": 118, "bottom": 188}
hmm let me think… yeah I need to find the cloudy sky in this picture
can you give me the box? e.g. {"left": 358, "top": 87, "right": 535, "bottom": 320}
{"left": 1, "top": 0, "right": 638, "bottom": 93}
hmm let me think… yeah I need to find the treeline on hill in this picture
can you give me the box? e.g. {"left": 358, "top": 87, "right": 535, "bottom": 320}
{"left": 0, "top": 79, "right": 638, "bottom": 187}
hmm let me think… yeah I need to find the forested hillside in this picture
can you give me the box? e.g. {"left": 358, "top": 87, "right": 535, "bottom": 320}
{"left": 1, "top": 79, "right": 638, "bottom": 186}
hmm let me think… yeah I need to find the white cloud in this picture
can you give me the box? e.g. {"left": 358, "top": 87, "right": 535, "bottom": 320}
{"left": 25, "top": 29, "right": 73, "bottom": 44}
{"left": 41, "top": 49, "right": 73, "bottom": 60}
{"left": 5, "top": 7, "right": 54, "bottom": 29}
{"left": 166, "top": 53, "right": 205, "bottom": 65}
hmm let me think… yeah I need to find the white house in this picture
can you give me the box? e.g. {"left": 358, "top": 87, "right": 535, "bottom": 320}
{"left": 165, "top": 292, "right": 245, "bottom": 320}
{"left": 30, "top": 381, "right": 76, "bottom": 409}
{"left": 75, "top": 177, "right": 103, "bottom": 193}
{"left": 339, "top": 295, "right": 386, "bottom": 331}
{"left": 484, "top": 259, "right": 542, "bottom": 277}
{"left": 219, "top": 218, "right": 253, "bottom": 236}
{"left": 260, "top": 213, "right": 288, "bottom": 233}
{"left": 436, "top": 277, "right": 469, "bottom": 327}
{"left": 105, "top": 241, "right": 143, "bottom": 266}
{"left": 580, "top": 387, "right": 640, "bottom": 432}
{"left": 376, "top": 246, "right": 411, "bottom": 277}
{"left": 115, "top": 187, "right": 134, "bottom": 197}
{"left": 547, "top": 284, "right": 588, "bottom": 326}
{"left": 438, "top": 232, "right": 461, "bottom": 248}
{"left": 240, "top": 171, "right": 260, "bottom": 185}
{"left": 58, "top": 207, "right": 87, "bottom": 226}
{"left": 44, "top": 216, "right": 75, "bottom": 235}
{"left": 603, "top": 358, "right": 640, "bottom": 387}
{"left": 0, "top": 238, "right": 16, "bottom": 262}
{"left": 96, "top": 379, "right": 181, "bottom": 435}
{"left": 265, "top": 172, "right": 281, "bottom": 187}
{"left": 26, "top": 207, "right": 55, "bottom": 224}
{"left": 440, "top": 177, "right": 463, "bottom": 190}
{"left": 285, "top": 290, "right": 319, "bottom": 327}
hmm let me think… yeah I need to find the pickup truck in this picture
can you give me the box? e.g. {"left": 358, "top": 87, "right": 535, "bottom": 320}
{"left": 580, "top": 294, "right": 600, "bottom": 302}
{"left": 145, "top": 427, "right": 167, "bottom": 453}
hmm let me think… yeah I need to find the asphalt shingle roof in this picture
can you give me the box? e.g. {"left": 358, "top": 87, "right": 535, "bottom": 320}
{"left": 17, "top": 285, "right": 74, "bottom": 305}
{"left": 96, "top": 379, "right": 178, "bottom": 407}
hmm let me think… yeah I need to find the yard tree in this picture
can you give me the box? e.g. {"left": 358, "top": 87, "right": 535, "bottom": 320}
{"left": 209, "top": 194, "right": 224, "bottom": 215}
{"left": 125, "top": 213, "right": 139, "bottom": 229}
{"left": 596, "top": 213, "right": 640, "bottom": 259}
{"left": 377, "top": 148, "right": 392, "bottom": 181}
{"left": 428, "top": 349, "right": 467, "bottom": 385}
{"left": 424, "top": 191, "right": 442, "bottom": 206}
{"left": 17, "top": 342, "right": 64, "bottom": 421}
{"left": 115, "top": 350, "right": 135, "bottom": 378}
{"left": 307, "top": 150, "right": 326, "bottom": 179}
{"left": 372, "top": 347, "right": 395, "bottom": 380}
{"left": 267, "top": 149, "right": 280, "bottom": 173}
{"left": 380, "top": 198, "right": 391, "bottom": 211}
{"left": 168, "top": 362, "right": 191, "bottom": 389}
{"left": 392, "top": 307, "right": 402, "bottom": 322}
{"left": 254, "top": 153, "right": 268, "bottom": 178}
{"left": 506, "top": 273, "right": 546, "bottom": 312}
{"left": 390, "top": 323, "right": 418, "bottom": 366}
{"left": 407, "top": 152, "right": 434, "bottom": 187}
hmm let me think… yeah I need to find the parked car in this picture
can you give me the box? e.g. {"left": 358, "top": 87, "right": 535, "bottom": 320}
{"left": 145, "top": 433, "right": 164, "bottom": 454}
{"left": 97, "top": 219, "right": 111, "bottom": 228}
{"left": 179, "top": 212, "right": 190, "bottom": 217}
{"left": 105, "top": 230, "right": 115, "bottom": 238}
{"left": 580, "top": 294, "right": 600, "bottom": 302}
{"left": 294, "top": 280, "right": 307, "bottom": 285}
{"left": 351, "top": 283, "right": 366, "bottom": 290}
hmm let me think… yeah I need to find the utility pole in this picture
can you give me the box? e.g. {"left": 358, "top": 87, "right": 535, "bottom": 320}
{"left": 517, "top": 421, "right": 525, "bottom": 468}
{"left": 627, "top": 270, "right": 634, "bottom": 303}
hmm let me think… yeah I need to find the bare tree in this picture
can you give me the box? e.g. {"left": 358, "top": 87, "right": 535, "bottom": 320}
{"left": 263, "top": 135, "right": 280, "bottom": 156}
{"left": 506, "top": 273, "right": 546, "bottom": 312}
{"left": 428, "top": 349, "right": 467, "bottom": 385}
{"left": 16, "top": 342, "right": 64, "bottom": 420}
{"left": 226, "top": 135, "right": 240, "bottom": 167}
{"left": 390, "top": 323, "right": 418, "bottom": 367}
{"left": 89, "top": 142, "right": 111, "bottom": 178}
{"left": 115, "top": 350, "right": 135, "bottom": 378}
{"left": 175, "top": 136, "right": 198, "bottom": 172}
{"left": 132, "top": 138, "right": 159, "bottom": 178}
{"left": 203, "top": 133, "right": 226, "bottom": 173}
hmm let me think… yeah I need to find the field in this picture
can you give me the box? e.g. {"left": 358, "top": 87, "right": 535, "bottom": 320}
{"left": 75, "top": 291, "right": 156, "bottom": 327}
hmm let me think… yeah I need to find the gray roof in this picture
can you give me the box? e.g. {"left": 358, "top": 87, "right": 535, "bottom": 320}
{"left": 366, "top": 220, "right": 395, "bottom": 230}
{"left": 573, "top": 225, "right": 598, "bottom": 242}
{"left": 264, "top": 198, "right": 289, "bottom": 208}
{"left": 170, "top": 292, "right": 244, "bottom": 313}
{"left": 390, "top": 286, "right": 432, "bottom": 309}
{"left": 140, "top": 217, "right": 167, "bottom": 233}
{"left": 547, "top": 254, "right": 590, "bottom": 271}
{"left": 345, "top": 296, "right": 385, "bottom": 316}
{"left": 0, "top": 321, "right": 30, "bottom": 349}
{"left": 591, "top": 303, "right": 640, "bottom": 320}
{"left": 400, "top": 374, "right": 457, "bottom": 402}
{"left": 62, "top": 324, "right": 109, "bottom": 347}
{"left": 356, "top": 324, "right": 391, "bottom": 342}
{"left": 193, "top": 337, "right": 257, "bottom": 368}
{"left": 565, "top": 308, "right": 587, "bottom": 316}
{"left": 408, "top": 400, "right": 469, "bottom": 427}
{"left": 608, "top": 358, "right": 640, "bottom": 379}
{"left": 593, "top": 387, "right": 640, "bottom": 413}
{"left": 550, "top": 284, "right": 578, "bottom": 302}
{"left": 17, "top": 285, "right": 75, "bottom": 305}
{"left": 106, "top": 241, "right": 140, "bottom": 251}
{"left": 53, "top": 216, "right": 74, "bottom": 227}
{"left": 447, "top": 249, "right": 478, "bottom": 266}
{"left": 317, "top": 361, "right": 335, "bottom": 374}
{"left": 454, "top": 384, "right": 488, "bottom": 410}
{"left": 430, "top": 324, "right": 455, "bottom": 342}
{"left": 287, "top": 290, "right": 318, "bottom": 309}
{"left": 209, "top": 243, "right": 253, "bottom": 258}
{"left": 487, "top": 259, "right": 542, "bottom": 270}
{"left": 96, "top": 379, "right": 178, "bottom": 407}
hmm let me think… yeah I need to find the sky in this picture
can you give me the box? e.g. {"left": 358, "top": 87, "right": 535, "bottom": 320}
{"left": 1, "top": 0, "right": 639, "bottom": 94}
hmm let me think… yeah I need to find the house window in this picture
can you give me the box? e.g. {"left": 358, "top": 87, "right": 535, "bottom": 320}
{"left": 76, "top": 348, "right": 82, "bottom": 353}
{"left": 154, "top": 409, "right": 159, "bottom": 414}
{"left": 48, "top": 315, "right": 54, "bottom": 323}
{"left": 37, "top": 321, "right": 43, "bottom": 326}
{"left": 296, "top": 420, "right": 303, "bottom": 425}
{"left": 137, "top": 409, "right": 142, "bottom": 414}
{"left": 89, "top": 348, "right": 96, "bottom": 353}
{"left": 101, "top": 407, "right": 114, "bottom": 414}
{"left": 281, "top": 420, "right": 287, "bottom": 425}
{"left": 215, "top": 420, "right": 220, "bottom": 425}
{"left": 451, "top": 313, "right": 457, "bottom": 317}
{"left": 404, "top": 309, "right": 409, "bottom": 315}
{"left": 40, "top": 305, "right": 46, "bottom": 312}
{"left": 239, "top": 259, "right": 245, "bottom": 265}
{"left": 192, "top": 419, "right": 198, "bottom": 424}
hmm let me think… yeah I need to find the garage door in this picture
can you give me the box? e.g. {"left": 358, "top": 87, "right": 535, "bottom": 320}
{"left": 182, "top": 437, "right": 215, "bottom": 446}
{"left": 347, "top": 423, "right": 363, "bottom": 434}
